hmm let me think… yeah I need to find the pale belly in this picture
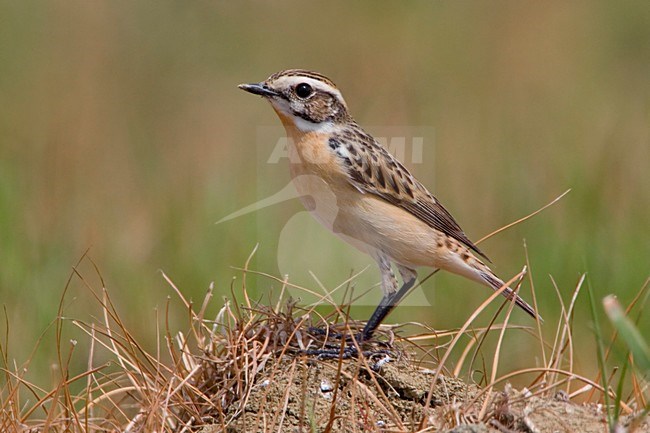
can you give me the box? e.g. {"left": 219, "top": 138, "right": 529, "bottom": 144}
{"left": 290, "top": 169, "right": 441, "bottom": 269}
{"left": 335, "top": 194, "right": 443, "bottom": 269}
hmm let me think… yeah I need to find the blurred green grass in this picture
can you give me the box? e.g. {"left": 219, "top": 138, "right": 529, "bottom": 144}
{"left": 1, "top": 1, "right": 649, "bottom": 385}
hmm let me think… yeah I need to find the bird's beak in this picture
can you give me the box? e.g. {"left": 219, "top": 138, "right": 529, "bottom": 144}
{"left": 238, "top": 82, "right": 280, "bottom": 98}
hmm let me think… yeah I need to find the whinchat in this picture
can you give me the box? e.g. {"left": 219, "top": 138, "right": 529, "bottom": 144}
{"left": 239, "top": 69, "right": 541, "bottom": 341}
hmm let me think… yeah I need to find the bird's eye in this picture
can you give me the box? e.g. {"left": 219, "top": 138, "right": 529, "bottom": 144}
{"left": 295, "top": 83, "right": 313, "bottom": 98}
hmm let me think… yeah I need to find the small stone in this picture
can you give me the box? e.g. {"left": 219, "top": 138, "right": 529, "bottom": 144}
{"left": 320, "top": 378, "right": 334, "bottom": 393}
{"left": 372, "top": 355, "right": 392, "bottom": 371}
{"left": 554, "top": 390, "right": 569, "bottom": 402}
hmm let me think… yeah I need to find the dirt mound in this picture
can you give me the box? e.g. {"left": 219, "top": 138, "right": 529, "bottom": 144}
{"left": 198, "top": 354, "right": 628, "bottom": 433}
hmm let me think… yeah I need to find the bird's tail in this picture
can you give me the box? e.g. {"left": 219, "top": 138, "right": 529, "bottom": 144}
{"left": 479, "top": 269, "right": 543, "bottom": 322}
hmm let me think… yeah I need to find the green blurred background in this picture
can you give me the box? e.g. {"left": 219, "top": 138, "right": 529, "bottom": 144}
{"left": 1, "top": 1, "right": 649, "bottom": 385}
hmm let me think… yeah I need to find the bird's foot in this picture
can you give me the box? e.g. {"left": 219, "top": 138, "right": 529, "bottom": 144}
{"left": 303, "top": 325, "right": 394, "bottom": 360}
{"left": 307, "top": 326, "right": 345, "bottom": 340}
{"left": 303, "top": 344, "right": 361, "bottom": 360}
{"left": 307, "top": 326, "right": 374, "bottom": 344}
{"left": 303, "top": 344, "right": 393, "bottom": 361}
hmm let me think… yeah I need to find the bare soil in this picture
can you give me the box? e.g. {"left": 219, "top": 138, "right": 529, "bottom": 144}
{"left": 198, "top": 353, "right": 645, "bottom": 432}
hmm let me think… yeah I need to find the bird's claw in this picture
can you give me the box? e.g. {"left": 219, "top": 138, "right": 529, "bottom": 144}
{"left": 303, "top": 343, "right": 394, "bottom": 361}
{"left": 303, "top": 326, "right": 394, "bottom": 360}
{"left": 307, "top": 326, "right": 345, "bottom": 340}
{"left": 307, "top": 326, "right": 374, "bottom": 344}
{"left": 304, "top": 345, "right": 361, "bottom": 360}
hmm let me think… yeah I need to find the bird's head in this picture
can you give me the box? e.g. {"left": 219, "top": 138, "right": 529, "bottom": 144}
{"left": 239, "top": 69, "right": 351, "bottom": 132}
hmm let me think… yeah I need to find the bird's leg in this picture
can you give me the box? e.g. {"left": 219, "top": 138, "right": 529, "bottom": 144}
{"left": 361, "top": 259, "right": 417, "bottom": 341}
{"left": 303, "top": 260, "right": 416, "bottom": 359}
{"left": 360, "top": 278, "right": 416, "bottom": 340}
{"left": 396, "top": 264, "right": 418, "bottom": 289}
